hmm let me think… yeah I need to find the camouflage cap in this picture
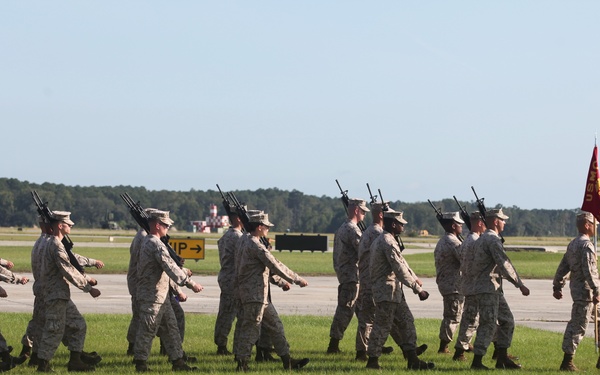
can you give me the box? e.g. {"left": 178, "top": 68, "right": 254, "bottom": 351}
{"left": 441, "top": 212, "right": 464, "bottom": 224}
{"left": 51, "top": 211, "right": 75, "bottom": 226}
{"left": 487, "top": 208, "right": 509, "bottom": 220}
{"left": 469, "top": 211, "right": 484, "bottom": 221}
{"left": 371, "top": 201, "right": 390, "bottom": 211}
{"left": 144, "top": 207, "right": 157, "bottom": 214}
{"left": 249, "top": 212, "right": 274, "bottom": 227}
{"left": 349, "top": 198, "right": 370, "bottom": 212}
{"left": 577, "top": 211, "right": 595, "bottom": 223}
{"left": 148, "top": 210, "right": 174, "bottom": 226}
{"left": 246, "top": 209, "right": 263, "bottom": 216}
{"left": 383, "top": 209, "right": 408, "bottom": 224}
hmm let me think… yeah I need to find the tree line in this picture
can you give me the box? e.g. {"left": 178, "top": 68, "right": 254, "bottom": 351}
{"left": 0, "top": 178, "right": 580, "bottom": 237}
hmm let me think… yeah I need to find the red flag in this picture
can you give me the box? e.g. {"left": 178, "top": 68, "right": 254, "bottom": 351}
{"left": 582, "top": 145, "right": 600, "bottom": 221}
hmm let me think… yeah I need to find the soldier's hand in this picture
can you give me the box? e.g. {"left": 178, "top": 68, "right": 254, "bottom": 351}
{"left": 296, "top": 277, "right": 308, "bottom": 288}
{"left": 553, "top": 290, "right": 563, "bottom": 300}
{"left": 191, "top": 283, "right": 203, "bottom": 293}
{"left": 178, "top": 292, "right": 188, "bottom": 302}
{"left": 88, "top": 278, "right": 98, "bottom": 286}
{"left": 89, "top": 288, "right": 101, "bottom": 298}
{"left": 18, "top": 276, "right": 29, "bottom": 285}
{"left": 0, "top": 287, "right": 6, "bottom": 298}
{"left": 94, "top": 260, "right": 105, "bottom": 269}
{"left": 418, "top": 291, "right": 429, "bottom": 301}
{"left": 4, "top": 260, "right": 14, "bottom": 269}
{"left": 520, "top": 285, "right": 530, "bottom": 296}
{"left": 281, "top": 282, "right": 291, "bottom": 291}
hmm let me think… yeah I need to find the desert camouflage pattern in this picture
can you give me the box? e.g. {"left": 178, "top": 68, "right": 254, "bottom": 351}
{"left": 134, "top": 298, "right": 184, "bottom": 361}
{"left": 237, "top": 302, "right": 290, "bottom": 361}
{"left": 127, "top": 229, "right": 147, "bottom": 295}
{"left": 0, "top": 264, "right": 23, "bottom": 284}
{"left": 37, "top": 299, "right": 87, "bottom": 360}
{"left": 434, "top": 233, "right": 462, "bottom": 296}
{"left": 333, "top": 220, "right": 362, "bottom": 284}
{"left": 453, "top": 294, "right": 479, "bottom": 351}
{"left": 458, "top": 232, "right": 479, "bottom": 296}
{"left": 561, "top": 300, "right": 594, "bottom": 354}
{"left": 370, "top": 232, "right": 422, "bottom": 303}
{"left": 439, "top": 294, "right": 464, "bottom": 342}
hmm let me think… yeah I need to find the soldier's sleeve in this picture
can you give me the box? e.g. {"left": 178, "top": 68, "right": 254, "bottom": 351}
{"left": 386, "top": 240, "right": 422, "bottom": 294}
{"left": 0, "top": 265, "right": 19, "bottom": 284}
{"left": 552, "top": 253, "right": 570, "bottom": 292}
{"left": 54, "top": 245, "right": 92, "bottom": 293}
{"left": 0, "top": 258, "right": 7, "bottom": 267}
{"left": 256, "top": 245, "right": 302, "bottom": 286}
{"left": 73, "top": 252, "right": 97, "bottom": 268}
{"left": 155, "top": 243, "right": 195, "bottom": 288}
{"left": 581, "top": 243, "right": 600, "bottom": 297}
{"left": 490, "top": 240, "right": 524, "bottom": 288}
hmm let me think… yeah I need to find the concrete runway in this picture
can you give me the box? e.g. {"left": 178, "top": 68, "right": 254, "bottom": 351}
{"left": 0, "top": 274, "right": 582, "bottom": 336}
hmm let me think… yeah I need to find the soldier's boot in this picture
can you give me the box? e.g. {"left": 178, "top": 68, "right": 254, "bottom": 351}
{"left": 18, "top": 345, "right": 31, "bottom": 358}
{"left": 355, "top": 350, "right": 368, "bottom": 362}
{"left": 67, "top": 351, "right": 95, "bottom": 372}
{"left": 596, "top": 356, "right": 600, "bottom": 369}
{"left": 216, "top": 346, "right": 232, "bottom": 356}
{"left": 559, "top": 353, "right": 577, "bottom": 371}
{"left": 452, "top": 348, "right": 466, "bottom": 362}
{"left": 365, "top": 356, "right": 381, "bottom": 370}
{"left": 255, "top": 347, "right": 277, "bottom": 362}
{"left": 0, "top": 349, "right": 27, "bottom": 371}
{"left": 492, "top": 344, "right": 519, "bottom": 360}
{"left": 402, "top": 344, "right": 428, "bottom": 359}
{"left": 326, "top": 338, "right": 340, "bottom": 354}
{"left": 126, "top": 343, "right": 134, "bottom": 356}
{"left": 382, "top": 346, "right": 394, "bottom": 355}
{"left": 495, "top": 348, "right": 522, "bottom": 370}
{"left": 134, "top": 359, "right": 149, "bottom": 373}
{"left": 437, "top": 340, "right": 450, "bottom": 354}
{"left": 172, "top": 357, "right": 198, "bottom": 371}
{"left": 471, "top": 355, "right": 488, "bottom": 370}
{"left": 236, "top": 358, "right": 249, "bottom": 372}
{"left": 81, "top": 352, "right": 102, "bottom": 366}
{"left": 36, "top": 359, "right": 52, "bottom": 373}
{"left": 182, "top": 351, "right": 198, "bottom": 364}
{"left": 28, "top": 352, "right": 39, "bottom": 367}
{"left": 406, "top": 349, "right": 435, "bottom": 370}
{"left": 281, "top": 354, "right": 309, "bottom": 370}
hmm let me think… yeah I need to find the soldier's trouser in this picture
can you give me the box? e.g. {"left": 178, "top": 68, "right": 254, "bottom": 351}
{"left": 232, "top": 298, "right": 243, "bottom": 357}
{"left": 389, "top": 295, "right": 417, "bottom": 352}
{"left": 126, "top": 295, "right": 140, "bottom": 344}
{"left": 454, "top": 294, "right": 479, "bottom": 350}
{"left": 368, "top": 301, "right": 401, "bottom": 357}
{"left": 22, "top": 295, "right": 44, "bottom": 350}
{"left": 329, "top": 282, "right": 359, "bottom": 340}
{"left": 38, "top": 299, "right": 87, "bottom": 361}
{"left": 170, "top": 295, "right": 185, "bottom": 342}
{"left": 238, "top": 302, "right": 289, "bottom": 361}
{"left": 494, "top": 294, "right": 514, "bottom": 349}
{"left": 0, "top": 332, "right": 9, "bottom": 352}
{"left": 214, "top": 292, "right": 237, "bottom": 347}
{"left": 134, "top": 299, "right": 183, "bottom": 362}
{"left": 562, "top": 300, "right": 593, "bottom": 355}
{"left": 439, "top": 293, "right": 464, "bottom": 342}
{"left": 355, "top": 290, "right": 375, "bottom": 352}
{"left": 472, "top": 293, "right": 499, "bottom": 356}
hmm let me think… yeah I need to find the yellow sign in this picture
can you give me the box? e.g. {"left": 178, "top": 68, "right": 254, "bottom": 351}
{"left": 168, "top": 238, "right": 205, "bottom": 260}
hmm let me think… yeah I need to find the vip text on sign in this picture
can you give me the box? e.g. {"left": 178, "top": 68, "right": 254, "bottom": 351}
{"left": 168, "top": 238, "right": 205, "bottom": 260}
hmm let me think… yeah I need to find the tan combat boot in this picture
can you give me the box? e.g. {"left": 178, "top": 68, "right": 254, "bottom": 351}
{"left": 559, "top": 353, "right": 577, "bottom": 372}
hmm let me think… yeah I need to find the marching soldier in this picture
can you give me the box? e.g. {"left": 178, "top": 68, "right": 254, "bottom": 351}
{"left": 553, "top": 211, "right": 600, "bottom": 371}
{"left": 133, "top": 210, "right": 203, "bottom": 372}
{"left": 327, "top": 198, "right": 369, "bottom": 354}
{"left": 0, "top": 260, "right": 29, "bottom": 371}
{"left": 468, "top": 208, "right": 529, "bottom": 370}
{"left": 36, "top": 211, "right": 101, "bottom": 372}
{"left": 434, "top": 212, "right": 464, "bottom": 354}
{"left": 235, "top": 212, "right": 309, "bottom": 371}
{"left": 366, "top": 210, "right": 434, "bottom": 370}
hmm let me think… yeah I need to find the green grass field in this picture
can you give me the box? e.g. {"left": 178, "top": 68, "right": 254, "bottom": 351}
{"left": 0, "top": 313, "right": 595, "bottom": 374}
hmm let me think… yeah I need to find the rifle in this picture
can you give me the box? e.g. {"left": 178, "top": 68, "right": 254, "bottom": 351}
{"left": 120, "top": 192, "right": 183, "bottom": 267}
{"left": 471, "top": 186, "right": 505, "bottom": 243}
{"left": 226, "top": 190, "right": 271, "bottom": 249}
{"left": 335, "top": 179, "right": 367, "bottom": 231}
{"left": 453, "top": 195, "right": 472, "bottom": 231}
{"left": 428, "top": 199, "right": 464, "bottom": 242}
{"left": 216, "top": 184, "right": 234, "bottom": 217}
{"left": 379, "top": 189, "right": 404, "bottom": 251}
{"left": 366, "top": 183, "right": 378, "bottom": 207}
{"left": 31, "top": 190, "right": 85, "bottom": 274}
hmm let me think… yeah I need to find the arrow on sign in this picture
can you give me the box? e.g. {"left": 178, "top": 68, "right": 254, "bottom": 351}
{"left": 191, "top": 245, "right": 203, "bottom": 253}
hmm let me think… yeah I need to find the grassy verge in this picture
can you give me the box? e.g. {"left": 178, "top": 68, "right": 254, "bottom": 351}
{"left": 0, "top": 312, "right": 592, "bottom": 374}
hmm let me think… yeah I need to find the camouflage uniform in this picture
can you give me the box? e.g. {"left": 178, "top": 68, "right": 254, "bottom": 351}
{"left": 134, "top": 235, "right": 197, "bottom": 362}
{"left": 214, "top": 227, "right": 243, "bottom": 348}
{"left": 330, "top": 219, "right": 362, "bottom": 341}
{"left": 0, "top": 265, "right": 27, "bottom": 353}
{"left": 37, "top": 236, "right": 94, "bottom": 361}
{"left": 367, "top": 232, "right": 423, "bottom": 358}
{"left": 553, "top": 233, "right": 600, "bottom": 355}
{"left": 236, "top": 235, "right": 305, "bottom": 362}
{"left": 356, "top": 223, "right": 381, "bottom": 352}
{"left": 434, "top": 232, "right": 463, "bottom": 343}
{"left": 469, "top": 229, "right": 524, "bottom": 356}
{"left": 126, "top": 229, "right": 147, "bottom": 346}
{"left": 454, "top": 231, "right": 480, "bottom": 351}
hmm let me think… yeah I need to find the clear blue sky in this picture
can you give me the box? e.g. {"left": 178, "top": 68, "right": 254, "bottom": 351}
{"left": 3, "top": 1, "right": 599, "bottom": 210}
